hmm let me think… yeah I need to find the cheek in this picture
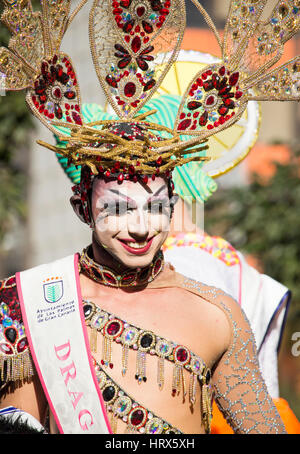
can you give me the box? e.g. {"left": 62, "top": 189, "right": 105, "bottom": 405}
{"left": 148, "top": 211, "right": 171, "bottom": 231}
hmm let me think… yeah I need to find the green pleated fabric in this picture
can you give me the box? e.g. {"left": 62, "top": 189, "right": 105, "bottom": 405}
{"left": 54, "top": 94, "right": 217, "bottom": 202}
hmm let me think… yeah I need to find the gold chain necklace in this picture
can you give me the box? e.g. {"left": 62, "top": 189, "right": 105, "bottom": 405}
{"left": 79, "top": 246, "right": 164, "bottom": 288}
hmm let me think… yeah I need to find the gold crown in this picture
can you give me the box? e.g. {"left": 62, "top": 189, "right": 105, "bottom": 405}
{"left": 0, "top": 0, "right": 299, "bottom": 179}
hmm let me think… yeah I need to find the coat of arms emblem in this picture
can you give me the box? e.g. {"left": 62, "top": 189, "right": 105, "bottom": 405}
{"left": 43, "top": 280, "right": 64, "bottom": 304}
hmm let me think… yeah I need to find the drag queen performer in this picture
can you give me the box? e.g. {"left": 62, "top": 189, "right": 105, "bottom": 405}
{"left": 0, "top": 0, "right": 299, "bottom": 434}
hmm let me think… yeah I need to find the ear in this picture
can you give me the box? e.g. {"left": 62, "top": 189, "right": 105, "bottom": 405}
{"left": 70, "top": 195, "right": 88, "bottom": 225}
{"left": 170, "top": 194, "right": 179, "bottom": 207}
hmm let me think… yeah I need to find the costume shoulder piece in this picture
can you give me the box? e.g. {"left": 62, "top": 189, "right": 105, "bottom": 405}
{"left": 181, "top": 277, "right": 286, "bottom": 434}
{"left": 0, "top": 276, "right": 34, "bottom": 385}
{"left": 149, "top": 269, "right": 286, "bottom": 434}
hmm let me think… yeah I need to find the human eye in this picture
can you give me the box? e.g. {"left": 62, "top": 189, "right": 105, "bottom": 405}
{"left": 147, "top": 198, "right": 169, "bottom": 214}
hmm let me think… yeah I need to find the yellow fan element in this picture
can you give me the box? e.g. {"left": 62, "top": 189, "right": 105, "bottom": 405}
{"left": 155, "top": 50, "right": 261, "bottom": 178}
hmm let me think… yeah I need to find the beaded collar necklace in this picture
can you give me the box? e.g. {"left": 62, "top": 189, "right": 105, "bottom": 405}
{"left": 79, "top": 246, "right": 164, "bottom": 288}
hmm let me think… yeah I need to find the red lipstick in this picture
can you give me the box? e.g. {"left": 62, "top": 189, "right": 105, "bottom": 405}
{"left": 118, "top": 237, "right": 154, "bottom": 255}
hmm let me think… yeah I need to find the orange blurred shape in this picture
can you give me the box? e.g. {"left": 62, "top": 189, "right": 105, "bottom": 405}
{"left": 245, "top": 144, "right": 291, "bottom": 183}
{"left": 182, "top": 28, "right": 296, "bottom": 68}
{"left": 211, "top": 398, "right": 300, "bottom": 434}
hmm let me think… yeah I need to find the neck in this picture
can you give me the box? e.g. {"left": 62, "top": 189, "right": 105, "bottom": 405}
{"left": 91, "top": 233, "right": 129, "bottom": 274}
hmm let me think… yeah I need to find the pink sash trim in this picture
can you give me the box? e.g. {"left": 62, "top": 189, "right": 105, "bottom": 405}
{"left": 73, "top": 253, "right": 112, "bottom": 433}
{"left": 16, "top": 255, "right": 112, "bottom": 434}
{"left": 16, "top": 271, "right": 64, "bottom": 434}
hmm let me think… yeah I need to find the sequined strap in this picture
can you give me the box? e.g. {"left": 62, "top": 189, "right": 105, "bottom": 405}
{"left": 93, "top": 358, "right": 182, "bottom": 434}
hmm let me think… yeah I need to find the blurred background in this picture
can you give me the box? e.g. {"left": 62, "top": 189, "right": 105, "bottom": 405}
{"left": 0, "top": 0, "right": 299, "bottom": 419}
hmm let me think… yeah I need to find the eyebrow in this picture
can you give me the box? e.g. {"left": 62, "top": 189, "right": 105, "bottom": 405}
{"left": 108, "top": 185, "right": 167, "bottom": 202}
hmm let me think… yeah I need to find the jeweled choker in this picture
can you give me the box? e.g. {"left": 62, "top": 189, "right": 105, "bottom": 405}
{"left": 79, "top": 246, "right": 164, "bottom": 288}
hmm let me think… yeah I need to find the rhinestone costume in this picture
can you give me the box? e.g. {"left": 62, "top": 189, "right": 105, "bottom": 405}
{"left": 0, "top": 264, "right": 287, "bottom": 434}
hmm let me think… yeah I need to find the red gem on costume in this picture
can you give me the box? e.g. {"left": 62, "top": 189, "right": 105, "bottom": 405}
{"left": 131, "top": 36, "right": 141, "bottom": 53}
{"left": 235, "top": 90, "right": 243, "bottom": 99}
{"left": 151, "top": 0, "right": 162, "bottom": 11}
{"left": 219, "top": 66, "right": 226, "bottom": 76}
{"left": 178, "top": 118, "right": 192, "bottom": 130}
{"left": 118, "top": 56, "right": 132, "bottom": 68}
{"left": 124, "top": 82, "right": 136, "bottom": 97}
{"left": 229, "top": 72, "right": 239, "bottom": 86}
{"left": 224, "top": 98, "right": 235, "bottom": 108}
{"left": 118, "top": 173, "right": 124, "bottom": 182}
{"left": 142, "top": 175, "right": 148, "bottom": 184}
{"left": 55, "top": 105, "right": 63, "bottom": 119}
{"left": 136, "top": 6, "right": 145, "bottom": 16}
{"left": 218, "top": 105, "right": 229, "bottom": 116}
{"left": 187, "top": 101, "right": 202, "bottom": 110}
{"left": 107, "top": 321, "right": 121, "bottom": 336}
{"left": 16, "top": 337, "right": 28, "bottom": 353}
{"left": 142, "top": 20, "right": 153, "bottom": 34}
{"left": 203, "top": 80, "right": 213, "bottom": 92}
{"left": 199, "top": 111, "right": 208, "bottom": 126}
{"left": 175, "top": 347, "right": 188, "bottom": 363}
{"left": 123, "top": 19, "right": 135, "bottom": 33}
{"left": 106, "top": 75, "right": 118, "bottom": 88}
{"left": 205, "top": 95, "right": 215, "bottom": 106}
{"left": 156, "top": 156, "right": 162, "bottom": 166}
{"left": 136, "top": 57, "right": 148, "bottom": 70}
{"left": 64, "top": 90, "right": 76, "bottom": 100}
{"left": 130, "top": 409, "right": 145, "bottom": 426}
{"left": 120, "top": 0, "right": 131, "bottom": 7}
{"left": 143, "top": 79, "right": 156, "bottom": 92}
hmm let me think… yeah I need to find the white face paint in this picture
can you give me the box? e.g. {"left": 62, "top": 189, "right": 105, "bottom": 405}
{"left": 91, "top": 176, "right": 172, "bottom": 269}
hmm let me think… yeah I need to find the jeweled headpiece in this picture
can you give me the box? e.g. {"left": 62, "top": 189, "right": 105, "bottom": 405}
{"left": 0, "top": 0, "right": 300, "bottom": 182}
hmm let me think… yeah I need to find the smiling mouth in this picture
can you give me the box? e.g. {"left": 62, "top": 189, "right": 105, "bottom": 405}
{"left": 118, "top": 236, "right": 155, "bottom": 254}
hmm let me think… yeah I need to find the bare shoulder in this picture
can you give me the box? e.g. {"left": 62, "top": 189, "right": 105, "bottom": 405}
{"left": 179, "top": 275, "right": 251, "bottom": 353}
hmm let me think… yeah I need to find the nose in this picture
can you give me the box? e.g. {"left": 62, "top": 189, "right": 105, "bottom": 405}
{"left": 127, "top": 208, "right": 149, "bottom": 240}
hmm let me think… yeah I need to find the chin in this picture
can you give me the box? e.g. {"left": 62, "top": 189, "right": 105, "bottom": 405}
{"left": 117, "top": 251, "right": 157, "bottom": 269}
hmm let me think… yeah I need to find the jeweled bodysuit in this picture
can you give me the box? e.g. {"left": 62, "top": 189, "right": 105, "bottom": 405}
{"left": 0, "top": 251, "right": 286, "bottom": 434}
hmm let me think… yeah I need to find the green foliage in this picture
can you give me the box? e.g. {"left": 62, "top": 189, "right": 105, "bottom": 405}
{"left": 205, "top": 147, "right": 300, "bottom": 334}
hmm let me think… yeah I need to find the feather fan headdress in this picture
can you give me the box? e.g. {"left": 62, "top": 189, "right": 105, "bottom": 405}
{"left": 0, "top": 0, "right": 300, "bottom": 182}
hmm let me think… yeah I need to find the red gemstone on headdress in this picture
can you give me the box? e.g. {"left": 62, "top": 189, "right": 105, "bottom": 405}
{"left": 53, "top": 87, "right": 62, "bottom": 98}
{"left": 55, "top": 105, "right": 63, "bottom": 119}
{"left": 178, "top": 118, "right": 192, "bottom": 130}
{"left": 64, "top": 90, "right": 76, "bottom": 100}
{"left": 235, "top": 90, "right": 243, "bottom": 99}
{"left": 218, "top": 105, "right": 228, "bottom": 116}
{"left": 118, "top": 56, "right": 132, "bottom": 68}
{"left": 203, "top": 80, "right": 213, "bottom": 92}
{"left": 199, "top": 111, "right": 208, "bottom": 126}
{"left": 142, "top": 20, "right": 153, "bottom": 34}
{"left": 131, "top": 36, "right": 141, "bottom": 53}
{"left": 206, "top": 95, "right": 215, "bottom": 106}
{"left": 156, "top": 156, "right": 162, "bottom": 166}
{"left": 219, "top": 66, "right": 226, "bottom": 76}
{"left": 136, "top": 6, "right": 145, "bottom": 16}
{"left": 120, "top": 0, "right": 131, "bottom": 7}
{"left": 137, "top": 57, "right": 148, "bottom": 70}
{"left": 118, "top": 173, "right": 124, "bottom": 182}
{"left": 123, "top": 19, "right": 135, "bottom": 33}
{"left": 229, "top": 72, "right": 239, "bottom": 86}
{"left": 224, "top": 98, "right": 235, "bottom": 108}
{"left": 142, "top": 175, "right": 148, "bottom": 184}
{"left": 124, "top": 82, "right": 136, "bottom": 97}
{"left": 187, "top": 101, "right": 202, "bottom": 110}
{"left": 143, "top": 78, "right": 156, "bottom": 92}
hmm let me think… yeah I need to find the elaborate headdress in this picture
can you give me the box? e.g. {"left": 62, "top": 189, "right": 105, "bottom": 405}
{"left": 0, "top": 0, "right": 300, "bottom": 184}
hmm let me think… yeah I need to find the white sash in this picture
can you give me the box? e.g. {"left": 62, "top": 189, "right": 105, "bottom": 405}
{"left": 16, "top": 254, "right": 112, "bottom": 434}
